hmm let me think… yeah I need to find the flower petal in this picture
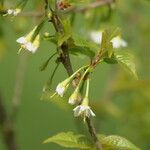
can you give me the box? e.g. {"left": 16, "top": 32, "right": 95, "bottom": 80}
{"left": 16, "top": 37, "right": 27, "bottom": 44}
{"left": 7, "top": 9, "right": 13, "bottom": 15}
{"left": 111, "top": 36, "right": 127, "bottom": 48}
{"left": 56, "top": 85, "right": 65, "bottom": 97}
{"left": 25, "top": 42, "right": 38, "bottom": 53}
{"left": 90, "top": 31, "right": 102, "bottom": 44}
{"left": 73, "top": 106, "right": 81, "bottom": 117}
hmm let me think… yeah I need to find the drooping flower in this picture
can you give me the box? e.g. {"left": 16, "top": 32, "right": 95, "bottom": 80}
{"left": 68, "top": 87, "right": 81, "bottom": 105}
{"left": 56, "top": 78, "right": 71, "bottom": 97}
{"left": 16, "top": 25, "right": 41, "bottom": 53}
{"left": 55, "top": 65, "right": 88, "bottom": 97}
{"left": 73, "top": 79, "right": 95, "bottom": 120}
{"left": 68, "top": 67, "right": 91, "bottom": 105}
{"left": 73, "top": 104, "right": 95, "bottom": 118}
{"left": 90, "top": 30, "right": 127, "bottom": 48}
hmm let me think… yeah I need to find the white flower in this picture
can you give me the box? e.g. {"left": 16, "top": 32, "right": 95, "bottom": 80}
{"left": 16, "top": 26, "right": 40, "bottom": 53}
{"left": 68, "top": 89, "right": 81, "bottom": 105}
{"left": 13, "top": 8, "right": 21, "bottom": 16}
{"left": 16, "top": 37, "right": 26, "bottom": 44}
{"left": 90, "top": 30, "right": 127, "bottom": 48}
{"left": 56, "top": 78, "right": 71, "bottom": 97}
{"left": 73, "top": 105, "right": 95, "bottom": 118}
{"left": 111, "top": 36, "right": 127, "bottom": 48}
{"left": 90, "top": 31, "right": 103, "bottom": 44}
{"left": 7, "top": 8, "right": 21, "bottom": 16}
{"left": 7, "top": 9, "right": 14, "bottom": 15}
{"left": 56, "top": 84, "right": 66, "bottom": 97}
{"left": 73, "top": 79, "right": 95, "bottom": 119}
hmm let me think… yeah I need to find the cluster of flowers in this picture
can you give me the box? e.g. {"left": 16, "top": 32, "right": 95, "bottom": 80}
{"left": 55, "top": 66, "right": 95, "bottom": 121}
{"left": 16, "top": 26, "right": 41, "bottom": 53}
{"left": 16, "top": 20, "right": 45, "bottom": 53}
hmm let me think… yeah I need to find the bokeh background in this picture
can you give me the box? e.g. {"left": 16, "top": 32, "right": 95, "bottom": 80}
{"left": 0, "top": 0, "right": 150, "bottom": 150}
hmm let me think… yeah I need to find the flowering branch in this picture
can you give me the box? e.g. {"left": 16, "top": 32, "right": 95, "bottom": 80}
{"left": 47, "top": 3, "right": 103, "bottom": 150}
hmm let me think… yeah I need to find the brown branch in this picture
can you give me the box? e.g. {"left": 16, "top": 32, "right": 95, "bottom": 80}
{"left": 0, "top": 0, "right": 113, "bottom": 17}
{"left": 0, "top": 54, "right": 27, "bottom": 150}
{"left": 65, "top": 0, "right": 113, "bottom": 13}
{"left": 0, "top": 93, "right": 18, "bottom": 150}
{"left": 86, "top": 118, "right": 103, "bottom": 150}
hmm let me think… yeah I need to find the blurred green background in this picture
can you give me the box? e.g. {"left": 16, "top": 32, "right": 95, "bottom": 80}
{"left": 0, "top": 0, "right": 150, "bottom": 150}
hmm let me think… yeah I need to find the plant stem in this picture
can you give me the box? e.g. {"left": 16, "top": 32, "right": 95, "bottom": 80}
{"left": 48, "top": 5, "right": 103, "bottom": 150}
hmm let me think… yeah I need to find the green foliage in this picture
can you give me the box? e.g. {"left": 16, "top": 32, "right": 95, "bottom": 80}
{"left": 98, "top": 135, "right": 140, "bottom": 150}
{"left": 69, "top": 33, "right": 98, "bottom": 58}
{"left": 57, "top": 19, "right": 72, "bottom": 47}
{"left": 43, "top": 132, "right": 93, "bottom": 149}
{"left": 103, "top": 50, "right": 138, "bottom": 80}
{"left": 44, "top": 132, "right": 140, "bottom": 150}
{"left": 100, "top": 28, "right": 138, "bottom": 80}
{"left": 101, "top": 28, "right": 121, "bottom": 58}
{"left": 1, "top": 0, "right": 148, "bottom": 150}
{"left": 39, "top": 53, "right": 56, "bottom": 71}
{"left": 114, "top": 50, "right": 138, "bottom": 80}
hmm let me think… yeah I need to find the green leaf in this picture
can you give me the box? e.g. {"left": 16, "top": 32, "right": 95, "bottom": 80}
{"left": 109, "top": 27, "right": 121, "bottom": 40}
{"left": 57, "top": 32, "right": 71, "bottom": 47}
{"left": 69, "top": 46, "right": 95, "bottom": 58}
{"left": 43, "top": 132, "right": 93, "bottom": 149}
{"left": 69, "top": 33, "right": 98, "bottom": 58}
{"left": 98, "top": 135, "right": 140, "bottom": 150}
{"left": 114, "top": 50, "right": 138, "bottom": 80}
{"left": 43, "top": 132, "right": 140, "bottom": 150}
{"left": 39, "top": 53, "right": 56, "bottom": 71}
{"left": 72, "top": 33, "right": 99, "bottom": 52}
{"left": 43, "top": 35, "right": 57, "bottom": 44}
{"left": 103, "top": 57, "right": 118, "bottom": 64}
{"left": 100, "top": 30, "right": 113, "bottom": 58}
{"left": 58, "top": 19, "right": 72, "bottom": 47}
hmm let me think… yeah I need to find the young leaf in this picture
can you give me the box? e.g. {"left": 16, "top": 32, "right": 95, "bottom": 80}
{"left": 98, "top": 135, "right": 140, "bottom": 150}
{"left": 114, "top": 50, "right": 138, "bottom": 80}
{"left": 69, "top": 46, "right": 95, "bottom": 58}
{"left": 69, "top": 33, "right": 99, "bottom": 58}
{"left": 43, "top": 132, "right": 93, "bottom": 149}
{"left": 39, "top": 53, "right": 56, "bottom": 71}
{"left": 72, "top": 33, "right": 99, "bottom": 52}
{"left": 100, "top": 30, "right": 114, "bottom": 58}
{"left": 58, "top": 19, "right": 72, "bottom": 47}
{"left": 109, "top": 27, "right": 121, "bottom": 40}
{"left": 57, "top": 32, "right": 71, "bottom": 47}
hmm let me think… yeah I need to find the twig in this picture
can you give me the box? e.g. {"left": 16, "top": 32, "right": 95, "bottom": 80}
{"left": 0, "top": 0, "right": 113, "bottom": 17}
{"left": 0, "top": 54, "right": 27, "bottom": 150}
{"left": 65, "top": 0, "right": 113, "bottom": 13}
{"left": 0, "top": 93, "right": 18, "bottom": 150}
{"left": 86, "top": 118, "right": 103, "bottom": 150}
